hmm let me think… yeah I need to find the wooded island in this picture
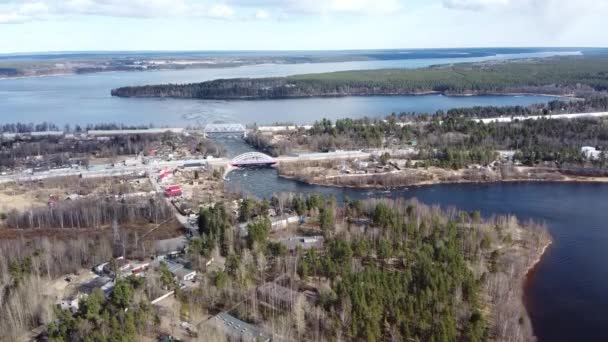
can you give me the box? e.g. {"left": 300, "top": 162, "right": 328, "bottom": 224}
{"left": 111, "top": 56, "right": 608, "bottom": 99}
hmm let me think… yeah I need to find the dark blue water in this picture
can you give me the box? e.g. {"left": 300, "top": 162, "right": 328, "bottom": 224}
{"left": 0, "top": 51, "right": 577, "bottom": 127}
{"left": 226, "top": 166, "right": 608, "bottom": 341}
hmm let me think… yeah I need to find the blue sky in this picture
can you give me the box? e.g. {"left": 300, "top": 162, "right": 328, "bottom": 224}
{"left": 0, "top": 0, "right": 605, "bottom": 53}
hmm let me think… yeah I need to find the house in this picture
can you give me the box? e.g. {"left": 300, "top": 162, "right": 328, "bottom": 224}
{"left": 59, "top": 275, "right": 115, "bottom": 312}
{"left": 58, "top": 296, "right": 81, "bottom": 313}
{"left": 165, "top": 260, "right": 196, "bottom": 282}
{"left": 582, "top": 146, "right": 602, "bottom": 160}
{"left": 174, "top": 268, "right": 197, "bottom": 282}
{"left": 102, "top": 257, "right": 131, "bottom": 277}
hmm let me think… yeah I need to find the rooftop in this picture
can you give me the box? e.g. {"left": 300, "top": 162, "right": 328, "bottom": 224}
{"left": 211, "top": 312, "right": 270, "bottom": 342}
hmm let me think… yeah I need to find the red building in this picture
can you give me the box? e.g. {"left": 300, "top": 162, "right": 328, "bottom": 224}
{"left": 164, "top": 185, "right": 182, "bottom": 197}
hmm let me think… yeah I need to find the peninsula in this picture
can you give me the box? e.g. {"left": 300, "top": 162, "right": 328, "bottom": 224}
{"left": 111, "top": 56, "right": 608, "bottom": 99}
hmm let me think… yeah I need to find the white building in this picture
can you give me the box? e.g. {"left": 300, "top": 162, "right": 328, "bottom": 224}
{"left": 582, "top": 146, "right": 602, "bottom": 160}
{"left": 165, "top": 260, "right": 196, "bottom": 282}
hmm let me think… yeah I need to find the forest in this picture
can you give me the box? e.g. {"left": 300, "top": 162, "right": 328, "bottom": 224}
{"left": 0, "top": 130, "right": 224, "bottom": 171}
{"left": 0, "top": 236, "right": 115, "bottom": 340}
{"left": 111, "top": 56, "right": 608, "bottom": 99}
{"left": 186, "top": 195, "right": 548, "bottom": 341}
{"left": 254, "top": 110, "right": 608, "bottom": 169}
{"left": 3, "top": 196, "right": 174, "bottom": 230}
{"left": 0, "top": 191, "right": 549, "bottom": 341}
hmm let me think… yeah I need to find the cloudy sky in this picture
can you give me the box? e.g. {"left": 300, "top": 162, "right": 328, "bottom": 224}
{"left": 0, "top": 0, "right": 605, "bottom": 53}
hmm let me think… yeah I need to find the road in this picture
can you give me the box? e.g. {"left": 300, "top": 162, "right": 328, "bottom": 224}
{"left": 475, "top": 111, "right": 608, "bottom": 124}
{"left": 0, "top": 148, "right": 418, "bottom": 184}
{"left": 0, "top": 158, "right": 227, "bottom": 185}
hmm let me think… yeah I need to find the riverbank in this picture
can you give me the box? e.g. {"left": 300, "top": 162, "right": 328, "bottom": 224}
{"left": 489, "top": 221, "right": 552, "bottom": 341}
{"left": 277, "top": 162, "right": 608, "bottom": 189}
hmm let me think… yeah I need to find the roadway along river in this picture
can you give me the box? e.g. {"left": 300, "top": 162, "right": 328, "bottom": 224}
{"left": 218, "top": 137, "right": 608, "bottom": 342}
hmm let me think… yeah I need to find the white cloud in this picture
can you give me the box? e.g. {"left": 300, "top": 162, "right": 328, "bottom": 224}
{"left": 0, "top": 0, "right": 407, "bottom": 23}
{"left": 443, "top": 0, "right": 510, "bottom": 11}
{"left": 0, "top": 12, "right": 26, "bottom": 24}
{"left": 266, "top": 0, "right": 404, "bottom": 15}
{"left": 208, "top": 4, "right": 235, "bottom": 18}
{"left": 0, "top": 0, "right": 240, "bottom": 23}
{"left": 319, "top": 0, "right": 402, "bottom": 14}
{"left": 443, "top": 0, "right": 608, "bottom": 12}
{"left": 254, "top": 9, "right": 269, "bottom": 19}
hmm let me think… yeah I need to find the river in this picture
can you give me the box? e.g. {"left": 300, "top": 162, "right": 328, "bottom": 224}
{"left": 0, "top": 50, "right": 578, "bottom": 127}
{"left": 219, "top": 136, "right": 608, "bottom": 342}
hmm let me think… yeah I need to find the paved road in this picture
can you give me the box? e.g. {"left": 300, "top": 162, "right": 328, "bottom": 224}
{"left": 0, "top": 148, "right": 418, "bottom": 184}
{"left": 475, "top": 111, "right": 608, "bottom": 124}
{"left": 0, "top": 158, "right": 228, "bottom": 184}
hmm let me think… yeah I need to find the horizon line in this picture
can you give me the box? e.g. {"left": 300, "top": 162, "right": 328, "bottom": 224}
{"left": 1, "top": 46, "right": 604, "bottom": 57}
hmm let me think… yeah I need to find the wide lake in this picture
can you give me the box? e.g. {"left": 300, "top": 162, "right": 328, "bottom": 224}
{"left": 0, "top": 50, "right": 577, "bottom": 126}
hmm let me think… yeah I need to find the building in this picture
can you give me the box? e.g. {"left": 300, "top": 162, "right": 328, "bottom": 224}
{"left": 210, "top": 312, "right": 270, "bottom": 342}
{"left": 582, "top": 146, "right": 602, "bottom": 160}
{"left": 59, "top": 275, "right": 114, "bottom": 312}
{"left": 164, "top": 185, "right": 182, "bottom": 197}
{"left": 277, "top": 236, "right": 325, "bottom": 251}
{"left": 174, "top": 268, "right": 197, "bottom": 282}
{"left": 270, "top": 215, "right": 300, "bottom": 230}
{"left": 98, "top": 257, "right": 149, "bottom": 278}
{"left": 165, "top": 260, "right": 196, "bottom": 282}
{"left": 158, "top": 169, "right": 174, "bottom": 182}
{"left": 58, "top": 296, "right": 81, "bottom": 313}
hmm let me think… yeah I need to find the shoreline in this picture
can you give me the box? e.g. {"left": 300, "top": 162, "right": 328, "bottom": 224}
{"left": 522, "top": 239, "right": 553, "bottom": 340}
{"left": 110, "top": 90, "right": 579, "bottom": 101}
{"left": 526, "top": 240, "right": 553, "bottom": 277}
{"left": 277, "top": 171, "right": 608, "bottom": 190}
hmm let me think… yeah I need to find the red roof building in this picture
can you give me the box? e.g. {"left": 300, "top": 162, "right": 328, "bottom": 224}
{"left": 164, "top": 185, "right": 182, "bottom": 197}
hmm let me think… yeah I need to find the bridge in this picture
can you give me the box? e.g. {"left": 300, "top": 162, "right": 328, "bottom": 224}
{"left": 230, "top": 152, "right": 277, "bottom": 167}
{"left": 203, "top": 123, "right": 247, "bottom": 137}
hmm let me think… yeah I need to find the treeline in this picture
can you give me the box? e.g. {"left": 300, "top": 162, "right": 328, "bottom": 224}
{"left": 3, "top": 196, "right": 173, "bottom": 229}
{"left": 245, "top": 131, "right": 295, "bottom": 157}
{"left": 0, "top": 236, "right": 114, "bottom": 339}
{"left": 0, "top": 131, "right": 221, "bottom": 170}
{"left": 111, "top": 56, "right": 608, "bottom": 99}
{"left": 185, "top": 193, "right": 547, "bottom": 341}
{"left": 441, "top": 96, "right": 608, "bottom": 118}
{"left": 0, "top": 68, "right": 21, "bottom": 77}
{"left": 0, "top": 122, "right": 160, "bottom": 134}
{"left": 423, "top": 116, "right": 608, "bottom": 167}
{"left": 265, "top": 113, "right": 608, "bottom": 167}
{"left": 46, "top": 277, "right": 156, "bottom": 341}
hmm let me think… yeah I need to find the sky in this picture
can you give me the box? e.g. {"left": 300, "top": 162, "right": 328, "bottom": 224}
{"left": 0, "top": 0, "right": 606, "bottom": 53}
